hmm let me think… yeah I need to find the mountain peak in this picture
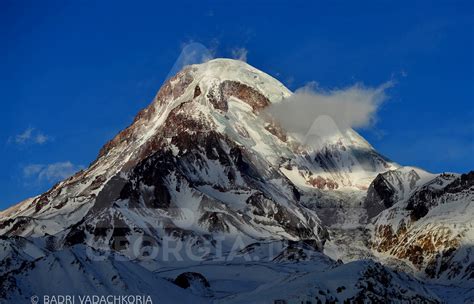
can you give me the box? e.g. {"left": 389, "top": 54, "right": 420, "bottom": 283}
{"left": 0, "top": 59, "right": 394, "bottom": 252}
{"left": 1, "top": 57, "right": 473, "bottom": 303}
{"left": 159, "top": 57, "right": 291, "bottom": 107}
{"left": 96, "top": 58, "right": 292, "bottom": 162}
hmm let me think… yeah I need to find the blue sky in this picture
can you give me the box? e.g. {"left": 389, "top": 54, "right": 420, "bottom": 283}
{"left": 1, "top": 0, "right": 473, "bottom": 209}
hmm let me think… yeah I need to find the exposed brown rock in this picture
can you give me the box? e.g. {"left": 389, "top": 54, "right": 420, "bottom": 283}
{"left": 207, "top": 80, "right": 270, "bottom": 113}
{"left": 374, "top": 223, "right": 462, "bottom": 272}
{"left": 264, "top": 122, "right": 287, "bottom": 142}
{"left": 97, "top": 68, "right": 195, "bottom": 160}
{"left": 307, "top": 176, "right": 339, "bottom": 190}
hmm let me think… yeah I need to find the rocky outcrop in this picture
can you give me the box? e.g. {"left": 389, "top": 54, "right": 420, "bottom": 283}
{"left": 365, "top": 168, "right": 424, "bottom": 219}
{"left": 207, "top": 80, "right": 270, "bottom": 113}
{"left": 372, "top": 170, "right": 474, "bottom": 281}
{"left": 174, "top": 272, "right": 210, "bottom": 289}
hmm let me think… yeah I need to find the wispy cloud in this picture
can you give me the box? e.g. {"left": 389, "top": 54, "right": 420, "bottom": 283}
{"left": 231, "top": 47, "right": 248, "bottom": 62}
{"left": 10, "top": 128, "right": 50, "bottom": 145}
{"left": 23, "top": 161, "right": 82, "bottom": 183}
{"left": 264, "top": 81, "right": 394, "bottom": 137}
{"left": 34, "top": 133, "right": 49, "bottom": 144}
{"left": 165, "top": 42, "right": 215, "bottom": 80}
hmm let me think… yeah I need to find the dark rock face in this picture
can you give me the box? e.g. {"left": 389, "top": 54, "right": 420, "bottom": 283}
{"left": 198, "top": 212, "right": 230, "bottom": 233}
{"left": 364, "top": 169, "right": 423, "bottom": 219}
{"left": 193, "top": 85, "right": 201, "bottom": 98}
{"left": 0, "top": 217, "right": 31, "bottom": 236}
{"left": 405, "top": 188, "right": 435, "bottom": 221}
{"left": 365, "top": 174, "right": 396, "bottom": 219}
{"left": 406, "top": 171, "right": 473, "bottom": 221}
{"left": 64, "top": 223, "right": 87, "bottom": 247}
{"left": 174, "top": 272, "right": 210, "bottom": 289}
{"left": 119, "top": 152, "right": 174, "bottom": 210}
{"left": 445, "top": 171, "right": 474, "bottom": 193}
{"left": 91, "top": 175, "right": 129, "bottom": 212}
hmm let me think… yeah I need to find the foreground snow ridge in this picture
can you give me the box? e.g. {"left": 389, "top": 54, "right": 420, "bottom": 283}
{"left": 0, "top": 58, "right": 472, "bottom": 303}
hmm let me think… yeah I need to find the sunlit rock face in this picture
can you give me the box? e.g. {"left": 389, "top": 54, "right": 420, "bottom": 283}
{"left": 371, "top": 170, "right": 474, "bottom": 281}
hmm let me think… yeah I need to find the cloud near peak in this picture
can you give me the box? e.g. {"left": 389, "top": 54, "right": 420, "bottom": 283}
{"left": 231, "top": 47, "right": 248, "bottom": 62}
{"left": 165, "top": 42, "right": 215, "bottom": 80}
{"left": 23, "top": 161, "right": 83, "bottom": 183}
{"left": 264, "top": 81, "right": 394, "bottom": 137}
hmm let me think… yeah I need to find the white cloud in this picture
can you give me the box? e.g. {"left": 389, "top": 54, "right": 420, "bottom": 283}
{"left": 34, "top": 133, "right": 49, "bottom": 144}
{"left": 11, "top": 128, "right": 49, "bottom": 145}
{"left": 23, "top": 161, "right": 82, "bottom": 183}
{"left": 231, "top": 47, "right": 248, "bottom": 62}
{"left": 15, "top": 128, "right": 34, "bottom": 144}
{"left": 23, "top": 164, "right": 44, "bottom": 177}
{"left": 264, "top": 81, "right": 394, "bottom": 137}
{"left": 165, "top": 42, "right": 215, "bottom": 80}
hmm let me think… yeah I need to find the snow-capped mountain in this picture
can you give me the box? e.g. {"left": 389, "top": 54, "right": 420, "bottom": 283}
{"left": 0, "top": 59, "right": 394, "bottom": 254}
{"left": 365, "top": 166, "right": 436, "bottom": 219}
{"left": 0, "top": 59, "right": 472, "bottom": 303}
{"left": 1, "top": 60, "right": 324, "bottom": 253}
{"left": 370, "top": 169, "right": 474, "bottom": 283}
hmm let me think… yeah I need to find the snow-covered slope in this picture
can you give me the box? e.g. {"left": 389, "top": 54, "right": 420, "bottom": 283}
{"left": 0, "top": 58, "right": 472, "bottom": 302}
{"left": 212, "top": 260, "right": 441, "bottom": 303}
{"left": 0, "top": 59, "right": 394, "bottom": 256}
{"left": 0, "top": 237, "right": 444, "bottom": 303}
{"left": 370, "top": 169, "right": 474, "bottom": 283}
{"left": 365, "top": 166, "right": 436, "bottom": 219}
{"left": 0, "top": 238, "right": 203, "bottom": 303}
{"left": 0, "top": 59, "right": 321, "bottom": 253}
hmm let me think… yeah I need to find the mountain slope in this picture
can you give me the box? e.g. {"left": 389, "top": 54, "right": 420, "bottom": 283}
{"left": 0, "top": 59, "right": 395, "bottom": 257}
{"left": 0, "top": 58, "right": 471, "bottom": 302}
{"left": 369, "top": 168, "right": 474, "bottom": 283}
{"left": 0, "top": 237, "right": 203, "bottom": 303}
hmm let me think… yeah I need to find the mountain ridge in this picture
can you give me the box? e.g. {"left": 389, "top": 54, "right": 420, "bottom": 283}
{"left": 0, "top": 58, "right": 472, "bottom": 303}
